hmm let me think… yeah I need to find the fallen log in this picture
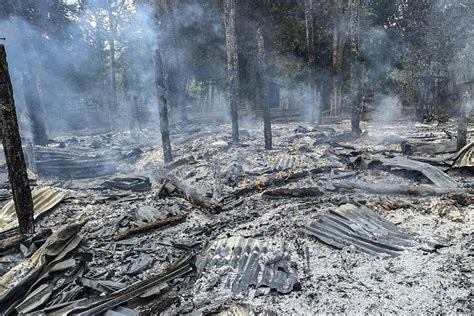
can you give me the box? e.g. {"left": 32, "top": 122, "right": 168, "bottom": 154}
{"left": 157, "top": 178, "right": 221, "bottom": 213}
{"left": 333, "top": 181, "right": 468, "bottom": 196}
{"left": 0, "top": 234, "right": 25, "bottom": 252}
{"left": 113, "top": 214, "right": 187, "bottom": 241}
{"left": 230, "top": 170, "right": 309, "bottom": 199}
{"left": 0, "top": 229, "right": 51, "bottom": 253}
{"left": 262, "top": 187, "right": 323, "bottom": 199}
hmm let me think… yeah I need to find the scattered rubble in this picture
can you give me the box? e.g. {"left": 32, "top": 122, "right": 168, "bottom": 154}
{"left": 0, "top": 119, "right": 472, "bottom": 314}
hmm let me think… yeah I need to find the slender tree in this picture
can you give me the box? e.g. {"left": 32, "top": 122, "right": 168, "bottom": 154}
{"left": 304, "top": 0, "right": 319, "bottom": 124}
{"left": 349, "top": 0, "right": 362, "bottom": 136}
{"left": 15, "top": 0, "right": 49, "bottom": 145}
{"left": 331, "top": 0, "right": 347, "bottom": 117}
{"left": 256, "top": 27, "right": 272, "bottom": 150}
{"left": 223, "top": 0, "right": 240, "bottom": 144}
{"left": 155, "top": 48, "right": 173, "bottom": 163}
{"left": 0, "top": 44, "right": 35, "bottom": 234}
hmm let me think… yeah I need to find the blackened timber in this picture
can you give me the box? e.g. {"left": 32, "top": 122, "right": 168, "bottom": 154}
{"left": 0, "top": 45, "right": 35, "bottom": 234}
{"left": 154, "top": 49, "right": 173, "bottom": 163}
{"left": 256, "top": 27, "right": 272, "bottom": 150}
{"left": 224, "top": 0, "right": 240, "bottom": 144}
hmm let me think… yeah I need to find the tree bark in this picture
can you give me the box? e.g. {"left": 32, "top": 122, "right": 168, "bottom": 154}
{"left": 349, "top": 0, "right": 362, "bottom": 137}
{"left": 304, "top": 0, "right": 319, "bottom": 124}
{"left": 224, "top": 0, "right": 240, "bottom": 144}
{"left": 0, "top": 45, "right": 35, "bottom": 234}
{"left": 154, "top": 49, "right": 173, "bottom": 163}
{"left": 256, "top": 28, "right": 272, "bottom": 150}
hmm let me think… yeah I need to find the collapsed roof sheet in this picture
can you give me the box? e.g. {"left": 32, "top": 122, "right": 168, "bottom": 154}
{"left": 34, "top": 147, "right": 117, "bottom": 179}
{"left": 379, "top": 156, "right": 458, "bottom": 188}
{"left": 452, "top": 142, "right": 473, "bottom": 168}
{"left": 0, "top": 186, "right": 67, "bottom": 233}
{"left": 304, "top": 204, "right": 448, "bottom": 257}
{"left": 196, "top": 236, "right": 299, "bottom": 294}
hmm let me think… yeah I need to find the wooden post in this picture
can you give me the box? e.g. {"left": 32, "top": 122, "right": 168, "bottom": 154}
{"left": 256, "top": 27, "right": 272, "bottom": 150}
{"left": 224, "top": 0, "right": 240, "bottom": 144}
{"left": 0, "top": 44, "right": 35, "bottom": 234}
{"left": 154, "top": 49, "right": 173, "bottom": 163}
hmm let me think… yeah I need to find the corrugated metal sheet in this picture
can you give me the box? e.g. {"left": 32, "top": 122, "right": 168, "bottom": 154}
{"left": 34, "top": 147, "right": 117, "bottom": 179}
{"left": 452, "top": 142, "right": 473, "bottom": 168}
{"left": 196, "top": 236, "right": 299, "bottom": 294}
{"left": 379, "top": 156, "right": 457, "bottom": 188}
{"left": 0, "top": 187, "right": 67, "bottom": 233}
{"left": 304, "top": 204, "right": 447, "bottom": 257}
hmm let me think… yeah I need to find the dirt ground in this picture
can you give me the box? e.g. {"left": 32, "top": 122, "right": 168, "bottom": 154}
{"left": 1, "top": 118, "right": 473, "bottom": 314}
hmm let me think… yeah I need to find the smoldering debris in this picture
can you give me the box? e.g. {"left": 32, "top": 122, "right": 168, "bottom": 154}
{"left": 0, "top": 119, "right": 472, "bottom": 314}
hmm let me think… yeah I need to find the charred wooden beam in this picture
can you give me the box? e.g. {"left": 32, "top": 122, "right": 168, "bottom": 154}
{"left": 113, "top": 214, "right": 187, "bottom": 241}
{"left": 0, "top": 44, "right": 35, "bottom": 234}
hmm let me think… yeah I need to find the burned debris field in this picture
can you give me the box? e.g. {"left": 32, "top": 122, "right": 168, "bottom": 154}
{"left": 0, "top": 1, "right": 473, "bottom": 315}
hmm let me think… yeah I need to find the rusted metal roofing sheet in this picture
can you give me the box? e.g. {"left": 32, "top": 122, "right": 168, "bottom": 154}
{"left": 0, "top": 187, "right": 67, "bottom": 233}
{"left": 304, "top": 204, "right": 447, "bottom": 257}
{"left": 196, "top": 236, "right": 299, "bottom": 294}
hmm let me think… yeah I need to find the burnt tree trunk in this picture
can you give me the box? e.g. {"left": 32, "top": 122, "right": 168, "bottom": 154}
{"left": 331, "top": 0, "right": 346, "bottom": 117}
{"left": 106, "top": 0, "right": 117, "bottom": 112}
{"left": 170, "top": 1, "right": 188, "bottom": 123}
{"left": 304, "top": 0, "right": 319, "bottom": 124}
{"left": 349, "top": 0, "right": 362, "bottom": 137}
{"left": 16, "top": 1, "right": 48, "bottom": 145}
{"left": 155, "top": 49, "right": 173, "bottom": 163}
{"left": 457, "top": 101, "right": 468, "bottom": 150}
{"left": 224, "top": 0, "right": 240, "bottom": 144}
{"left": 256, "top": 28, "right": 272, "bottom": 150}
{"left": 0, "top": 45, "right": 35, "bottom": 234}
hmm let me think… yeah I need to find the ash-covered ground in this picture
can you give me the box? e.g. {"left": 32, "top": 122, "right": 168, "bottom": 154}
{"left": 1, "top": 119, "right": 473, "bottom": 314}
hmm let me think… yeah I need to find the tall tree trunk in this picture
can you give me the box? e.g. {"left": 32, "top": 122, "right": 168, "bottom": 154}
{"left": 0, "top": 45, "right": 35, "bottom": 234}
{"left": 15, "top": 0, "right": 48, "bottom": 145}
{"left": 256, "top": 27, "right": 272, "bottom": 150}
{"left": 331, "top": 0, "right": 346, "bottom": 118}
{"left": 349, "top": 0, "right": 362, "bottom": 136}
{"left": 304, "top": 0, "right": 319, "bottom": 125}
{"left": 155, "top": 49, "right": 173, "bottom": 163}
{"left": 223, "top": 0, "right": 240, "bottom": 144}
{"left": 107, "top": 0, "right": 117, "bottom": 113}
